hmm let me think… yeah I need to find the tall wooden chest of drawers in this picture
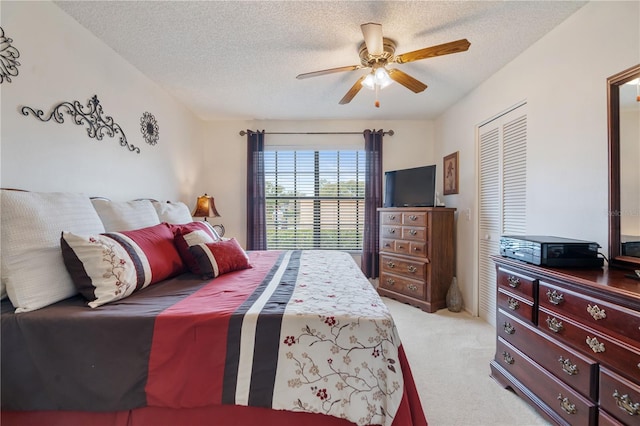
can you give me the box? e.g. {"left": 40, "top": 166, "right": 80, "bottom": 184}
{"left": 377, "top": 207, "right": 455, "bottom": 313}
{"left": 491, "top": 256, "right": 640, "bottom": 425}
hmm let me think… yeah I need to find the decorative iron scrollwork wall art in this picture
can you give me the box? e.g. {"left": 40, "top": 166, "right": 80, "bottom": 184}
{"left": 140, "top": 112, "right": 159, "bottom": 146}
{"left": 21, "top": 95, "right": 140, "bottom": 154}
{"left": 0, "top": 26, "right": 21, "bottom": 83}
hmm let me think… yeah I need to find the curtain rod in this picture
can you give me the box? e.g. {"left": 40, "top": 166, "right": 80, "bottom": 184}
{"left": 239, "top": 130, "right": 394, "bottom": 136}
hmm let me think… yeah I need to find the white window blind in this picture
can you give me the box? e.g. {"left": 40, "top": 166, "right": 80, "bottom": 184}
{"left": 264, "top": 150, "right": 365, "bottom": 250}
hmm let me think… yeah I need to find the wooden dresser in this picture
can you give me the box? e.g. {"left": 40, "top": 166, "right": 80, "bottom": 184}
{"left": 377, "top": 207, "right": 455, "bottom": 313}
{"left": 490, "top": 256, "right": 640, "bottom": 425}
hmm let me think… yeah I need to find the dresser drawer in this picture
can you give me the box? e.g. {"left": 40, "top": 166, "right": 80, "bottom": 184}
{"left": 539, "top": 281, "right": 640, "bottom": 345}
{"left": 599, "top": 409, "right": 626, "bottom": 426}
{"left": 394, "top": 240, "right": 427, "bottom": 258}
{"left": 381, "top": 212, "right": 401, "bottom": 225}
{"left": 497, "top": 309, "right": 598, "bottom": 401}
{"left": 380, "top": 255, "right": 426, "bottom": 281}
{"left": 402, "top": 212, "right": 427, "bottom": 226}
{"left": 498, "top": 289, "right": 535, "bottom": 324}
{"left": 401, "top": 226, "right": 427, "bottom": 242}
{"left": 497, "top": 266, "right": 536, "bottom": 301}
{"left": 379, "top": 271, "right": 425, "bottom": 299}
{"left": 381, "top": 225, "right": 401, "bottom": 239}
{"left": 380, "top": 238, "right": 396, "bottom": 252}
{"left": 599, "top": 367, "right": 640, "bottom": 425}
{"left": 539, "top": 307, "right": 640, "bottom": 381}
{"left": 495, "top": 337, "right": 597, "bottom": 425}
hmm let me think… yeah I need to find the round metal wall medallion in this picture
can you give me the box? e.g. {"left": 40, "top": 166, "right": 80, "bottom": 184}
{"left": 140, "top": 112, "right": 159, "bottom": 146}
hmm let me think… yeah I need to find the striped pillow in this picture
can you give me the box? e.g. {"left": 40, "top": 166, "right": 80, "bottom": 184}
{"left": 172, "top": 221, "right": 221, "bottom": 274}
{"left": 1, "top": 190, "right": 106, "bottom": 312}
{"left": 189, "top": 238, "right": 251, "bottom": 279}
{"left": 61, "top": 223, "right": 185, "bottom": 308}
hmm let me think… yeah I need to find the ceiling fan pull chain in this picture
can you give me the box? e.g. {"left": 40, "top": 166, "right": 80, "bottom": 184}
{"left": 375, "top": 85, "right": 380, "bottom": 108}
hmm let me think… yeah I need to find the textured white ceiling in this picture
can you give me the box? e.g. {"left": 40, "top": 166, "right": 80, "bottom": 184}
{"left": 55, "top": 1, "right": 586, "bottom": 121}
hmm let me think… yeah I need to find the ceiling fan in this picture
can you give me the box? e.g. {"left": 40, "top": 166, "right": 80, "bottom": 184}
{"left": 296, "top": 23, "right": 470, "bottom": 107}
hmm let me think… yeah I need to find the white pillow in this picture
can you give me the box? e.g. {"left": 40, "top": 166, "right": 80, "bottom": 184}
{"left": 152, "top": 201, "right": 192, "bottom": 224}
{"left": 1, "top": 190, "right": 106, "bottom": 312}
{"left": 91, "top": 199, "right": 160, "bottom": 232}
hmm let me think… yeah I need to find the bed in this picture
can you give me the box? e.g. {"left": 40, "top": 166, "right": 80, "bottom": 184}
{"left": 0, "top": 191, "right": 427, "bottom": 426}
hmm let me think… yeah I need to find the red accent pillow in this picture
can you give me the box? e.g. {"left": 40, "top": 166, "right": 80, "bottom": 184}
{"left": 171, "top": 222, "right": 220, "bottom": 274}
{"left": 189, "top": 238, "right": 252, "bottom": 279}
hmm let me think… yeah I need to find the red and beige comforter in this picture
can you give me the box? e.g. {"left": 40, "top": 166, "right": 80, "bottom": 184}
{"left": 1, "top": 250, "right": 426, "bottom": 426}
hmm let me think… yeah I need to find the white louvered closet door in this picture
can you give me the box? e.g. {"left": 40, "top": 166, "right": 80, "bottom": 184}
{"left": 478, "top": 104, "right": 527, "bottom": 325}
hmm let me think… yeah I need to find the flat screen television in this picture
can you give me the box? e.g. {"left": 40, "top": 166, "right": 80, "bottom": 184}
{"left": 384, "top": 165, "right": 437, "bottom": 207}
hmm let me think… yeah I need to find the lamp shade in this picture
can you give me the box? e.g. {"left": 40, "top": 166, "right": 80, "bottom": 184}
{"left": 192, "top": 194, "right": 221, "bottom": 219}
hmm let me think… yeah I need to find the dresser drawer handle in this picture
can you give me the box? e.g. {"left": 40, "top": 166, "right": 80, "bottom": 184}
{"left": 413, "top": 247, "right": 421, "bottom": 252}
{"left": 507, "top": 276, "right": 520, "bottom": 288}
{"left": 388, "top": 228, "right": 396, "bottom": 234}
{"left": 387, "top": 261, "right": 395, "bottom": 268}
{"left": 558, "top": 356, "right": 579, "bottom": 376}
{"left": 502, "top": 351, "right": 514, "bottom": 365}
{"left": 385, "top": 278, "right": 395, "bottom": 286}
{"left": 586, "top": 304, "right": 607, "bottom": 320}
{"left": 585, "top": 336, "right": 605, "bottom": 353}
{"left": 407, "top": 265, "right": 417, "bottom": 273}
{"left": 408, "top": 229, "right": 418, "bottom": 236}
{"left": 546, "top": 317, "right": 564, "bottom": 333}
{"left": 384, "top": 243, "right": 391, "bottom": 248}
{"left": 407, "top": 284, "right": 418, "bottom": 292}
{"left": 546, "top": 289, "right": 564, "bottom": 305}
{"left": 503, "top": 322, "right": 515, "bottom": 335}
{"left": 507, "top": 297, "right": 519, "bottom": 311}
{"left": 408, "top": 215, "right": 418, "bottom": 221}
{"left": 557, "top": 394, "right": 577, "bottom": 415}
{"left": 612, "top": 390, "right": 640, "bottom": 416}
{"left": 388, "top": 215, "right": 396, "bottom": 221}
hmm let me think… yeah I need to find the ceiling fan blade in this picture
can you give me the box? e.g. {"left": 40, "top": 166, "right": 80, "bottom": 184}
{"left": 360, "top": 22, "right": 383, "bottom": 56}
{"left": 339, "top": 75, "right": 367, "bottom": 105}
{"left": 296, "top": 65, "right": 361, "bottom": 79}
{"left": 394, "top": 38, "right": 470, "bottom": 64}
{"left": 387, "top": 69, "right": 428, "bottom": 93}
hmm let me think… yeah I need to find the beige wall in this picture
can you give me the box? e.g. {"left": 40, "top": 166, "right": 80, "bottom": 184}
{"left": 1, "top": 1, "right": 203, "bottom": 203}
{"left": 435, "top": 1, "right": 640, "bottom": 315}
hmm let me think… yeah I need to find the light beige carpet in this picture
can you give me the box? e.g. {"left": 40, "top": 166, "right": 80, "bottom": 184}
{"left": 383, "top": 297, "right": 551, "bottom": 426}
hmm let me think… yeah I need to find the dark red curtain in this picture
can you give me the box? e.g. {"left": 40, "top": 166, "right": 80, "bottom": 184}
{"left": 246, "top": 130, "right": 266, "bottom": 250}
{"left": 361, "top": 129, "right": 383, "bottom": 278}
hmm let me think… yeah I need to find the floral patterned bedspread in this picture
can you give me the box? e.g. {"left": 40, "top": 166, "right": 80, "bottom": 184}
{"left": 227, "top": 250, "right": 404, "bottom": 426}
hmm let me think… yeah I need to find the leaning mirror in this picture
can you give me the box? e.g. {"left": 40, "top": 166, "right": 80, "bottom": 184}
{"left": 608, "top": 64, "right": 640, "bottom": 269}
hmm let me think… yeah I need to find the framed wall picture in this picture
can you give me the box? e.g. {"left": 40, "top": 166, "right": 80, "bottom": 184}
{"left": 443, "top": 151, "right": 459, "bottom": 195}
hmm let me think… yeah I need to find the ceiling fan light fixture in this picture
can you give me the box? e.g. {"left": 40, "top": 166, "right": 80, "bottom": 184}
{"left": 375, "top": 67, "right": 393, "bottom": 89}
{"left": 362, "top": 67, "right": 393, "bottom": 91}
{"left": 362, "top": 73, "right": 376, "bottom": 90}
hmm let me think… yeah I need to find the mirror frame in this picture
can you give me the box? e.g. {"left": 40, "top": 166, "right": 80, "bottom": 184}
{"left": 608, "top": 63, "right": 640, "bottom": 270}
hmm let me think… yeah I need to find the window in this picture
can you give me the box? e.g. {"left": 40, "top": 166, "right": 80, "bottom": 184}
{"left": 264, "top": 150, "right": 365, "bottom": 250}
